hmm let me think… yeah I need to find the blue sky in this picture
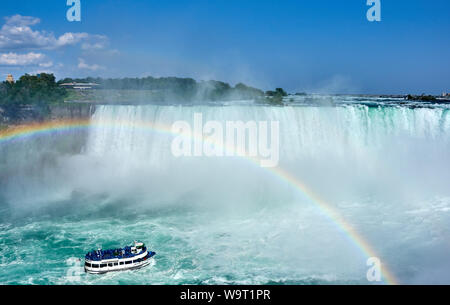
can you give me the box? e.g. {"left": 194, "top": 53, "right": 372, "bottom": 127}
{"left": 0, "top": 0, "right": 449, "bottom": 94}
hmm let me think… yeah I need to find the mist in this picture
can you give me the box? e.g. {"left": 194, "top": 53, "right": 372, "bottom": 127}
{"left": 1, "top": 103, "right": 449, "bottom": 284}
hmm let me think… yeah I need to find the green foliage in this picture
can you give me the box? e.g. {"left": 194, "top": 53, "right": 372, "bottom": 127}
{"left": 61, "top": 76, "right": 266, "bottom": 102}
{"left": 265, "top": 87, "right": 288, "bottom": 104}
{"left": 0, "top": 73, "right": 67, "bottom": 118}
{"left": 266, "top": 88, "right": 287, "bottom": 97}
{"left": 0, "top": 73, "right": 284, "bottom": 110}
{"left": 234, "top": 83, "right": 265, "bottom": 99}
{"left": 59, "top": 76, "right": 199, "bottom": 92}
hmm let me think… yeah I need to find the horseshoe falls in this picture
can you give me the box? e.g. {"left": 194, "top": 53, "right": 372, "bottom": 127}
{"left": 1, "top": 100, "right": 450, "bottom": 285}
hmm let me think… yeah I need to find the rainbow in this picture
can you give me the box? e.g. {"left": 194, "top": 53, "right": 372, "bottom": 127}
{"left": 0, "top": 118, "right": 399, "bottom": 285}
{"left": 0, "top": 119, "right": 92, "bottom": 144}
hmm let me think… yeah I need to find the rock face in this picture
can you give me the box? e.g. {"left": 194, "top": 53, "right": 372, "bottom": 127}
{"left": 48, "top": 104, "right": 95, "bottom": 120}
{"left": 0, "top": 103, "right": 95, "bottom": 125}
{"left": 0, "top": 108, "right": 5, "bottom": 124}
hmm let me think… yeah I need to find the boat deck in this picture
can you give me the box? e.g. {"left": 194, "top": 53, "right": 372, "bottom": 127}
{"left": 85, "top": 246, "right": 147, "bottom": 261}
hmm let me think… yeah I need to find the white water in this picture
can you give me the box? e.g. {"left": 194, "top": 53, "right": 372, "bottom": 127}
{"left": 1, "top": 103, "right": 450, "bottom": 284}
{"left": 86, "top": 105, "right": 450, "bottom": 204}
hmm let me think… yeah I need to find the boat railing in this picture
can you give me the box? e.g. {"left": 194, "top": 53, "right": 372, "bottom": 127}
{"left": 85, "top": 246, "right": 148, "bottom": 261}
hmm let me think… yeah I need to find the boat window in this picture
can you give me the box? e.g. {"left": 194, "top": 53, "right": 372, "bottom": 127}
{"left": 85, "top": 262, "right": 92, "bottom": 267}
{"left": 120, "top": 262, "right": 124, "bottom": 265}
{"left": 92, "top": 264, "right": 99, "bottom": 268}
{"left": 108, "top": 263, "right": 113, "bottom": 267}
{"left": 100, "top": 264, "right": 107, "bottom": 268}
{"left": 125, "top": 261, "right": 131, "bottom": 265}
{"left": 113, "top": 263, "right": 118, "bottom": 266}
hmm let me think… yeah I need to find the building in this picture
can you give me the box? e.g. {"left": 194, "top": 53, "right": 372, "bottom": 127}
{"left": 6, "top": 74, "right": 14, "bottom": 83}
{"left": 59, "top": 82, "right": 99, "bottom": 90}
{"left": 442, "top": 92, "right": 450, "bottom": 97}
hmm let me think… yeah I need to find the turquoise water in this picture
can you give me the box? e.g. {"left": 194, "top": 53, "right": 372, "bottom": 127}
{"left": 0, "top": 195, "right": 397, "bottom": 285}
{"left": 1, "top": 102, "right": 450, "bottom": 285}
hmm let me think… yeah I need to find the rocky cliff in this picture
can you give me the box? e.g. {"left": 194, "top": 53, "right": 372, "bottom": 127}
{"left": 0, "top": 103, "right": 95, "bottom": 125}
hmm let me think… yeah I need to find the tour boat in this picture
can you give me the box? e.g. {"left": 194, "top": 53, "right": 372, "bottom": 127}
{"left": 84, "top": 241, "right": 155, "bottom": 274}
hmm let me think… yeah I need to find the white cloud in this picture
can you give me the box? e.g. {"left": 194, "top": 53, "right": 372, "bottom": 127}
{"left": 81, "top": 35, "right": 109, "bottom": 50}
{"left": 0, "top": 52, "right": 45, "bottom": 66}
{"left": 78, "top": 58, "right": 105, "bottom": 71}
{"left": 4, "top": 15, "right": 40, "bottom": 27}
{"left": 0, "top": 15, "right": 108, "bottom": 51}
{"left": 55, "top": 32, "right": 90, "bottom": 48}
{"left": 39, "top": 61, "right": 53, "bottom": 68}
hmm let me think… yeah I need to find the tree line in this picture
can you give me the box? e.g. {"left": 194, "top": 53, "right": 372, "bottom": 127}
{"left": 0, "top": 73, "right": 288, "bottom": 119}
{"left": 58, "top": 76, "right": 268, "bottom": 102}
{"left": 0, "top": 73, "right": 67, "bottom": 119}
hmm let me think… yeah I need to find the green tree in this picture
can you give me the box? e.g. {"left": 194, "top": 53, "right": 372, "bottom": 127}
{"left": 0, "top": 73, "right": 68, "bottom": 119}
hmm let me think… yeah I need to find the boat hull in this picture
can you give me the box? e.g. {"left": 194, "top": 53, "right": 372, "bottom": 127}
{"left": 85, "top": 251, "right": 155, "bottom": 274}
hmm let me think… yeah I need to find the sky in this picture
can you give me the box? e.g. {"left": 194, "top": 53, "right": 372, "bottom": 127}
{"left": 0, "top": 0, "right": 449, "bottom": 94}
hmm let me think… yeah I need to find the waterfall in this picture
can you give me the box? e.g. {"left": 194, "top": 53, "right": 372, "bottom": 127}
{"left": 1, "top": 103, "right": 450, "bottom": 284}
{"left": 87, "top": 104, "right": 450, "bottom": 161}
{"left": 79, "top": 104, "right": 450, "bottom": 209}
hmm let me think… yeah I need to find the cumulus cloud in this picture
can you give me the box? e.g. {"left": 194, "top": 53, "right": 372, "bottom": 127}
{"left": 55, "top": 32, "right": 90, "bottom": 48}
{"left": 0, "top": 52, "right": 46, "bottom": 66}
{"left": 0, "top": 15, "right": 108, "bottom": 51}
{"left": 78, "top": 58, "right": 105, "bottom": 71}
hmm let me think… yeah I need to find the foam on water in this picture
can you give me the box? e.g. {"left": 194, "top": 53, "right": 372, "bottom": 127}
{"left": 1, "top": 101, "right": 450, "bottom": 284}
